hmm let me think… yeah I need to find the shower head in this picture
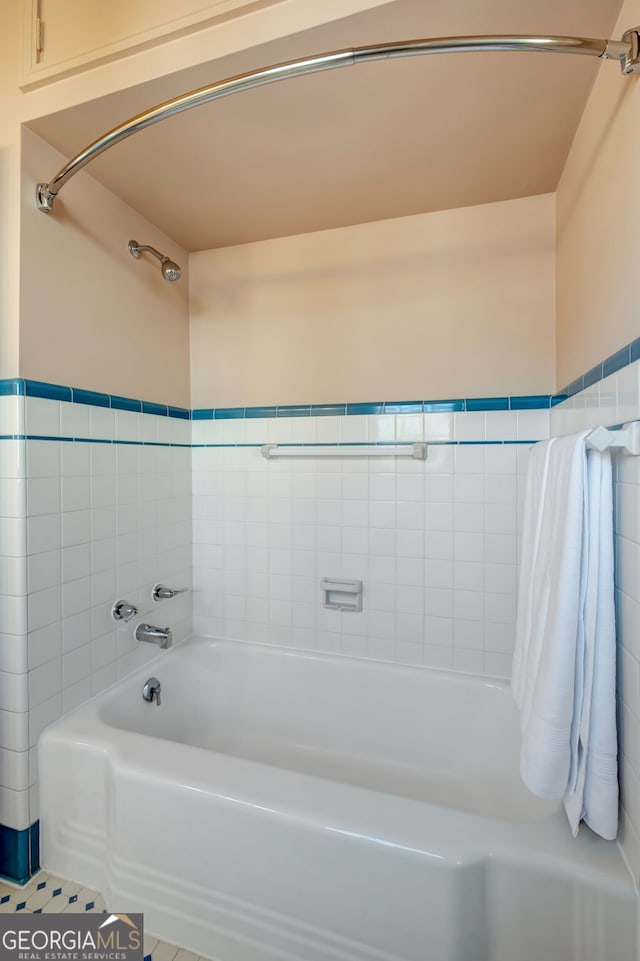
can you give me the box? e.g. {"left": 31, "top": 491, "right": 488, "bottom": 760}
{"left": 160, "top": 258, "right": 181, "bottom": 283}
{"left": 128, "top": 240, "right": 182, "bottom": 282}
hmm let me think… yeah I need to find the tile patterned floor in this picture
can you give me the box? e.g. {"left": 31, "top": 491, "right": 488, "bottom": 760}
{"left": 0, "top": 871, "right": 212, "bottom": 961}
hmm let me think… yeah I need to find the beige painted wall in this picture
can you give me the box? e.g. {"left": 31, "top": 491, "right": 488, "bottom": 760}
{"left": 0, "top": 3, "right": 24, "bottom": 378}
{"left": 0, "top": 0, "right": 387, "bottom": 383}
{"left": 189, "top": 193, "right": 556, "bottom": 408}
{"left": 556, "top": 0, "right": 640, "bottom": 388}
{"left": 20, "top": 128, "right": 191, "bottom": 406}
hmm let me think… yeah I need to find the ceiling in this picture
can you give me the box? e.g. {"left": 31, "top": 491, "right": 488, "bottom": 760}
{"left": 29, "top": 0, "right": 624, "bottom": 252}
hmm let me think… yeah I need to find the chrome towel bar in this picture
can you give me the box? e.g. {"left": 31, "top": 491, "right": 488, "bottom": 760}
{"left": 261, "top": 443, "right": 427, "bottom": 459}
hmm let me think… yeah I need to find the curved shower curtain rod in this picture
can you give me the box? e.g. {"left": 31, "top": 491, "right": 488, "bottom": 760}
{"left": 36, "top": 27, "right": 640, "bottom": 213}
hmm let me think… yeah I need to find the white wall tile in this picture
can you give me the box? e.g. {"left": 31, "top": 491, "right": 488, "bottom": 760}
{"left": 485, "top": 411, "right": 518, "bottom": 441}
{"left": 424, "top": 414, "right": 452, "bottom": 442}
{"left": 91, "top": 443, "right": 116, "bottom": 476}
{"left": 25, "top": 398, "right": 60, "bottom": 437}
{"left": 61, "top": 577, "right": 91, "bottom": 619}
{"left": 0, "top": 748, "right": 29, "bottom": 792}
{"left": 0, "top": 596, "right": 27, "bottom": 635}
{"left": 29, "top": 659, "right": 62, "bottom": 709}
{"left": 396, "top": 414, "right": 424, "bottom": 442}
{"left": 516, "top": 409, "right": 549, "bottom": 441}
{"left": 62, "top": 645, "right": 91, "bottom": 688}
{"left": 0, "top": 672, "right": 28, "bottom": 713}
{"left": 483, "top": 652, "right": 513, "bottom": 677}
{"left": 0, "top": 634, "right": 28, "bottom": 674}
{"left": 61, "top": 442, "right": 90, "bottom": 476}
{"left": 89, "top": 407, "right": 114, "bottom": 440}
{"left": 0, "top": 710, "right": 28, "bottom": 753}
{"left": 28, "top": 623, "right": 62, "bottom": 671}
{"left": 454, "top": 412, "right": 485, "bottom": 442}
{"left": 27, "top": 586, "right": 61, "bottom": 632}
{"left": 61, "top": 510, "right": 90, "bottom": 548}
{"left": 27, "top": 477, "right": 60, "bottom": 516}
{"left": 454, "top": 618, "right": 484, "bottom": 648}
{"left": 453, "top": 648, "right": 484, "bottom": 674}
{"left": 26, "top": 441, "right": 60, "bottom": 478}
{"left": 0, "top": 478, "right": 26, "bottom": 518}
{"left": 0, "top": 786, "right": 30, "bottom": 831}
{"left": 60, "top": 401, "right": 90, "bottom": 438}
{"left": 2, "top": 517, "right": 26, "bottom": 557}
{"left": 0, "top": 441, "right": 26, "bottom": 479}
{"left": 340, "top": 416, "right": 368, "bottom": 443}
{"left": 0, "top": 396, "right": 24, "bottom": 436}
{"left": 61, "top": 475, "right": 91, "bottom": 512}
{"left": 1, "top": 555, "right": 27, "bottom": 596}
{"left": 361, "top": 415, "right": 386, "bottom": 442}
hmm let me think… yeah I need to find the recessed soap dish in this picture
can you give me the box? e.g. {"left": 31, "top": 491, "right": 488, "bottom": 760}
{"left": 321, "top": 578, "right": 363, "bottom": 612}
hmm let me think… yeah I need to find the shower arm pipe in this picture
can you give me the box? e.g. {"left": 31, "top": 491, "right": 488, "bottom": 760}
{"left": 36, "top": 29, "right": 640, "bottom": 213}
{"left": 129, "top": 241, "right": 169, "bottom": 263}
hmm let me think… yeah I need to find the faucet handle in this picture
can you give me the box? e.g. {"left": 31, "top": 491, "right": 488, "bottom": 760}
{"left": 112, "top": 599, "right": 138, "bottom": 622}
{"left": 152, "top": 583, "right": 189, "bottom": 601}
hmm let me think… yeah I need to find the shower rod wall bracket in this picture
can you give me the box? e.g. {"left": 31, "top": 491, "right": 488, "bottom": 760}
{"left": 36, "top": 183, "right": 55, "bottom": 213}
{"left": 620, "top": 28, "right": 640, "bottom": 73}
{"left": 35, "top": 28, "right": 640, "bottom": 214}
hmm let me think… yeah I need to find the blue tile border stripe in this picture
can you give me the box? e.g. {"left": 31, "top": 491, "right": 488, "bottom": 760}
{"left": 72, "top": 387, "right": 110, "bottom": 408}
{"left": 0, "top": 379, "right": 25, "bottom": 396}
{"left": 423, "top": 400, "right": 464, "bottom": 413}
{"left": 110, "top": 394, "right": 142, "bottom": 412}
{"left": 557, "top": 336, "right": 640, "bottom": 398}
{"left": 141, "top": 401, "right": 167, "bottom": 416}
{"left": 199, "top": 396, "right": 554, "bottom": 419}
{"left": 311, "top": 404, "right": 347, "bottom": 417}
{"left": 0, "top": 380, "right": 190, "bottom": 419}
{"left": 2, "top": 329, "right": 640, "bottom": 422}
{"left": 24, "top": 380, "right": 71, "bottom": 402}
{"left": 466, "top": 397, "right": 509, "bottom": 411}
{"left": 168, "top": 406, "right": 190, "bottom": 420}
{"left": 215, "top": 407, "right": 245, "bottom": 420}
{"left": 193, "top": 396, "right": 553, "bottom": 419}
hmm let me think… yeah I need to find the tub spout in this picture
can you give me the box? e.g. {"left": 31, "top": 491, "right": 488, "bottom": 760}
{"left": 135, "top": 623, "right": 172, "bottom": 649}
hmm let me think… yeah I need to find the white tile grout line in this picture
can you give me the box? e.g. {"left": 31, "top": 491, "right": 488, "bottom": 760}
{"left": 0, "top": 872, "right": 212, "bottom": 961}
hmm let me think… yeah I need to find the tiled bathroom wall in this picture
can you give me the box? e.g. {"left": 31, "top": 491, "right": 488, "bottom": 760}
{"left": 3, "top": 346, "right": 640, "bottom": 890}
{"left": 190, "top": 343, "right": 640, "bottom": 887}
{"left": 0, "top": 391, "right": 30, "bottom": 877}
{"left": 192, "top": 402, "right": 550, "bottom": 677}
{"left": 551, "top": 357, "right": 640, "bottom": 889}
{"left": 0, "top": 382, "right": 193, "bottom": 879}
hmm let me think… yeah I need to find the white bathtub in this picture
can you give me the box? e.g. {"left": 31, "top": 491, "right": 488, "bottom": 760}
{"left": 40, "top": 638, "right": 637, "bottom": 961}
